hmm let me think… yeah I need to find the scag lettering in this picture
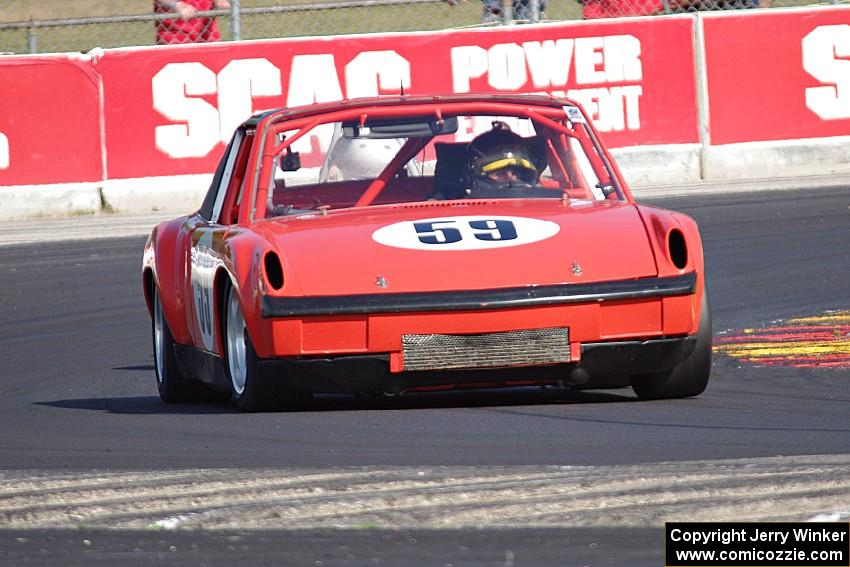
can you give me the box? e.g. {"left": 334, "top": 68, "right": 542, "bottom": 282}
{"left": 803, "top": 25, "right": 850, "bottom": 120}
{"left": 152, "top": 51, "right": 411, "bottom": 158}
{"left": 0, "top": 132, "right": 8, "bottom": 170}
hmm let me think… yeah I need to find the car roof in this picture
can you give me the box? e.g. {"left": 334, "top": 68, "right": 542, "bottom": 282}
{"left": 251, "top": 93, "right": 579, "bottom": 126}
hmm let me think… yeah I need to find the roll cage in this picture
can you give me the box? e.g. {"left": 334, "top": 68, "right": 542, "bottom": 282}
{"left": 238, "top": 97, "right": 630, "bottom": 223}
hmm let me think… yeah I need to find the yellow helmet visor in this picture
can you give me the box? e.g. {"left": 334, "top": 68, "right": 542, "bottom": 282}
{"left": 481, "top": 157, "right": 537, "bottom": 173}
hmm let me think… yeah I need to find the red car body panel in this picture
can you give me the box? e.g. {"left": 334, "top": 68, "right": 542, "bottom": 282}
{"left": 255, "top": 201, "right": 658, "bottom": 295}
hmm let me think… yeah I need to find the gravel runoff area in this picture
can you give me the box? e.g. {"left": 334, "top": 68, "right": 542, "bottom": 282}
{"left": 2, "top": 455, "right": 850, "bottom": 530}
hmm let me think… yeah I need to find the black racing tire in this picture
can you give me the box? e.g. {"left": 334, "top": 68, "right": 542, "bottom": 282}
{"left": 152, "top": 286, "right": 225, "bottom": 403}
{"left": 223, "top": 283, "right": 312, "bottom": 412}
{"left": 629, "top": 286, "right": 712, "bottom": 400}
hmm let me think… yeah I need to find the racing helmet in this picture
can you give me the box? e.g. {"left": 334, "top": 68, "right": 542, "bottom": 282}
{"left": 466, "top": 121, "right": 539, "bottom": 195}
{"left": 323, "top": 136, "right": 403, "bottom": 182}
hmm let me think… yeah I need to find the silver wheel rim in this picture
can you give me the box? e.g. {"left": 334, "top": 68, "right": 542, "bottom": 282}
{"left": 226, "top": 287, "right": 248, "bottom": 395}
{"left": 153, "top": 290, "right": 165, "bottom": 385}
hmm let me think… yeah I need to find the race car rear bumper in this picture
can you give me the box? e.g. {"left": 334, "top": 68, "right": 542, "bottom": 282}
{"left": 259, "top": 334, "right": 697, "bottom": 394}
{"left": 261, "top": 273, "right": 697, "bottom": 317}
{"left": 253, "top": 272, "right": 702, "bottom": 361}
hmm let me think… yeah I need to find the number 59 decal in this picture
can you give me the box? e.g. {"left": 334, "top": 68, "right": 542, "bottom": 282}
{"left": 190, "top": 230, "right": 218, "bottom": 351}
{"left": 372, "top": 216, "right": 560, "bottom": 251}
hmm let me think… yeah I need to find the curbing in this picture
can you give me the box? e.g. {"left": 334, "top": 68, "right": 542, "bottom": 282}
{"left": 1, "top": 138, "right": 849, "bottom": 221}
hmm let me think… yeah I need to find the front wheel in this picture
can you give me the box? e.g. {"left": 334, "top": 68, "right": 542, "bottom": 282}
{"left": 223, "top": 283, "right": 311, "bottom": 412}
{"left": 629, "top": 287, "right": 712, "bottom": 400}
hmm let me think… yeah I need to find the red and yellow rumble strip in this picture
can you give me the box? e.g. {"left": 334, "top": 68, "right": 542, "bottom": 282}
{"left": 714, "top": 311, "right": 850, "bottom": 368}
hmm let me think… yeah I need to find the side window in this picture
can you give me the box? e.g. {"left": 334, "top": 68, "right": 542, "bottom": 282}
{"left": 218, "top": 130, "right": 255, "bottom": 225}
{"left": 208, "top": 129, "right": 245, "bottom": 224}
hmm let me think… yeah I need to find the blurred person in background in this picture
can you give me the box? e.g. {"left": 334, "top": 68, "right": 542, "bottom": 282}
{"left": 154, "top": 0, "right": 231, "bottom": 45}
{"left": 714, "top": 0, "right": 772, "bottom": 8}
{"left": 579, "top": 0, "right": 663, "bottom": 18}
{"left": 578, "top": 0, "right": 768, "bottom": 18}
{"left": 443, "top": 0, "right": 547, "bottom": 23}
{"left": 479, "top": 0, "right": 547, "bottom": 22}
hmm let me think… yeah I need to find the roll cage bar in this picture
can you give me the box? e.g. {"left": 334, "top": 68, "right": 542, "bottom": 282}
{"left": 248, "top": 100, "right": 629, "bottom": 221}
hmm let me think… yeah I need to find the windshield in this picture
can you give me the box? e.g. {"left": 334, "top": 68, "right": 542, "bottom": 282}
{"left": 261, "top": 108, "right": 624, "bottom": 219}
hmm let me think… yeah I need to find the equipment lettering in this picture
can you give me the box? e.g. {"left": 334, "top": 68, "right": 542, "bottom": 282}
{"left": 451, "top": 35, "right": 644, "bottom": 132}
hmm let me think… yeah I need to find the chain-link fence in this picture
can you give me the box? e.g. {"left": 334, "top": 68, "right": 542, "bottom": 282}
{"left": 0, "top": 0, "right": 844, "bottom": 55}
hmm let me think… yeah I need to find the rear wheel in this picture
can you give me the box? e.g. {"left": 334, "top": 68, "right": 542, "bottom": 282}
{"left": 223, "top": 283, "right": 311, "bottom": 412}
{"left": 153, "top": 286, "right": 224, "bottom": 403}
{"left": 629, "top": 287, "right": 712, "bottom": 400}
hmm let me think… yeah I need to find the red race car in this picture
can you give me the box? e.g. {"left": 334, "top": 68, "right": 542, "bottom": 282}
{"left": 142, "top": 93, "right": 711, "bottom": 411}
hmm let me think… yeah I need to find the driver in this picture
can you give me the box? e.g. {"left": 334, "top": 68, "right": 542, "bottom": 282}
{"left": 466, "top": 121, "right": 540, "bottom": 196}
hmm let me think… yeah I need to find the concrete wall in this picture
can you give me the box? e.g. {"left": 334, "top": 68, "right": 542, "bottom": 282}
{"left": 2, "top": 137, "right": 849, "bottom": 220}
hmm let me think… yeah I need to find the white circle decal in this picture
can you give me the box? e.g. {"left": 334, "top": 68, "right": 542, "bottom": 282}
{"left": 372, "top": 216, "right": 560, "bottom": 251}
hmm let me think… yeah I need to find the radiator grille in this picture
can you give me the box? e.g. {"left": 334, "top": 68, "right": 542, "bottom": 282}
{"left": 402, "top": 327, "right": 570, "bottom": 372}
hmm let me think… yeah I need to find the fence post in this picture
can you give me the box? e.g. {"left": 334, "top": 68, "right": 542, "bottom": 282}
{"left": 500, "top": 0, "right": 512, "bottom": 24}
{"left": 231, "top": 0, "right": 241, "bottom": 41}
{"left": 27, "top": 19, "right": 37, "bottom": 54}
{"left": 529, "top": 0, "right": 540, "bottom": 22}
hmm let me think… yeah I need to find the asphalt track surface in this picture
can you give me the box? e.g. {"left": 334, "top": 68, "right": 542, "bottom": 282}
{"left": 1, "top": 186, "right": 850, "bottom": 565}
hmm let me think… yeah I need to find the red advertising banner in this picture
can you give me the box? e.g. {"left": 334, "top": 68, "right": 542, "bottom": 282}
{"left": 703, "top": 6, "right": 850, "bottom": 145}
{"left": 2, "top": 9, "right": 849, "bottom": 190}
{"left": 0, "top": 56, "right": 104, "bottom": 186}
{"left": 95, "top": 17, "right": 698, "bottom": 179}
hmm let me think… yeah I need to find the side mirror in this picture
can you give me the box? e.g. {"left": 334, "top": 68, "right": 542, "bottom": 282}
{"left": 280, "top": 148, "right": 301, "bottom": 172}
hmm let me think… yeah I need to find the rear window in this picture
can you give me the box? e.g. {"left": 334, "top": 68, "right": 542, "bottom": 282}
{"left": 263, "top": 108, "right": 623, "bottom": 218}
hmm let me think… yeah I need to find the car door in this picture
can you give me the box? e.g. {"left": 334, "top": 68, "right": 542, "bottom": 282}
{"left": 186, "top": 128, "right": 254, "bottom": 354}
